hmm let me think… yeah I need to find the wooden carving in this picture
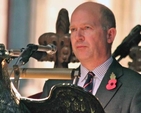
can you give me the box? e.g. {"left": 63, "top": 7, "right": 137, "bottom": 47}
{"left": 38, "top": 8, "right": 79, "bottom": 68}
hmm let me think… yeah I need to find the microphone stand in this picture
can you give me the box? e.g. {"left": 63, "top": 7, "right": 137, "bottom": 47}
{"left": 9, "top": 46, "right": 36, "bottom": 90}
{"left": 13, "top": 65, "right": 20, "bottom": 90}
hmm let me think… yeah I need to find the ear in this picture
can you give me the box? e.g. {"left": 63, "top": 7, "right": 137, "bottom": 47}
{"left": 107, "top": 28, "right": 116, "bottom": 43}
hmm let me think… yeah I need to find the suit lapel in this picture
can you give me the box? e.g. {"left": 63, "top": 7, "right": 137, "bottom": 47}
{"left": 95, "top": 59, "right": 123, "bottom": 108}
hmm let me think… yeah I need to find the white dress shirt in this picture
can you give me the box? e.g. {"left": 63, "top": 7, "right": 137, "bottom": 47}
{"left": 77, "top": 57, "right": 113, "bottom": 95}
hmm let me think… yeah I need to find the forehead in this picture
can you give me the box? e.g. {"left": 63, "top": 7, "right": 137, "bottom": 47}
{"left": 70, "top": 10, "right": 100, "bottom": 27}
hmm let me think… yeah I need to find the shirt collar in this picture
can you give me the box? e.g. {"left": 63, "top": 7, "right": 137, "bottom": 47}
{"left": 80, "top": 57, "right": 113, "bottom": 82}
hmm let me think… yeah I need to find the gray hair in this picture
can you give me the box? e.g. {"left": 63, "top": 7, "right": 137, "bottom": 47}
{"left": 100, "top": 5, "right": 116, "bottom": 30}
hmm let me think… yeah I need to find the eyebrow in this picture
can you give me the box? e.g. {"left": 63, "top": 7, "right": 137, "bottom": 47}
{"left": 69, "top": 25, "right": 74, "bottom": 30}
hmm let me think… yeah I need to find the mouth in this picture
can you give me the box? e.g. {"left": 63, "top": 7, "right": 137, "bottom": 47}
{"left": 76, "top": 45, "right": 87, "bottom": 49}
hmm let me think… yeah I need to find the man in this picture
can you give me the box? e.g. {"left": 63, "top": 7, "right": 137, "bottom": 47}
{"left": 41, "top": 2, "right": 141, "bottom": 113}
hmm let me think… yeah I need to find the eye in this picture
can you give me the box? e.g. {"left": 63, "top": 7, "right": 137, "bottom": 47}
{"left": 84, "top": 26, "right": 91, "bottom": 30}
{"left": 70, "top": 28, "right": 76, "bottom": 32}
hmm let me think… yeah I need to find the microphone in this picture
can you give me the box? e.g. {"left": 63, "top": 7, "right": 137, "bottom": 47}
{"left": 9, "top": 49, "right": 48, "bottom": 61}
{"left": 112, "top": 24, "right": 141, "bottom": 61}
{"left": 27, "top": 43, "right": 57, "bottom": 55}
{"left": 13, "top": 44, "right": 57, "bottom": 66}
{"left": 9, "top": 44, "right": 56, "bottom": 56}
{"left": 9, "top": 48, "right": 24, "bottom": 58}
{"left": 31, "top": 51, "right": 48, "bottom": 61}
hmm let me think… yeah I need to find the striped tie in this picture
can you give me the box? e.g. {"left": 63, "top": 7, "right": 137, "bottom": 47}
{"left": 83, "top": 71, "right": 95, "bottom": 93}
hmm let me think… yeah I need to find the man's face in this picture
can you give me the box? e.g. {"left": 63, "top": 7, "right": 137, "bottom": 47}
{"left": 70, "top": 10, "right": 108, "bottom": 63}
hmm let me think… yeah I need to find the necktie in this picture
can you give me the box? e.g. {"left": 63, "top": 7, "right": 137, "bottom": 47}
{"left": 83, "top": 71, "right": 95, "bottom": 93}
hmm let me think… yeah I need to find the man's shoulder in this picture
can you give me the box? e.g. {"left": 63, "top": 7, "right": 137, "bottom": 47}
{"left": 112, "top": 59, "right": 141, "bottom": 80}
{"left": 121, "top": 67, "right": 141, "bottom": 85}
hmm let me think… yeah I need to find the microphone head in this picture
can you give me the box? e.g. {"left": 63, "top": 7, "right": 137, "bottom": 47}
{"left": 47, "top": 44, "right": 57, "bottom": 55}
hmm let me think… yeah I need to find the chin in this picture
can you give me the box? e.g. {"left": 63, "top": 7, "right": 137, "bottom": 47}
{"left": 77, "top": 56, "right": 88, "bottom": 61}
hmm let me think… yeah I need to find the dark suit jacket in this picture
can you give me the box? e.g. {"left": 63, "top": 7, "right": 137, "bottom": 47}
{"left": 41, "top": 59, "right": 141, "bottom": 113}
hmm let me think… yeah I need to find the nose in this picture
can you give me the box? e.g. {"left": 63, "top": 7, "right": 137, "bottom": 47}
{"left": 75, "top": 29, "right": 85, "bottom": 41}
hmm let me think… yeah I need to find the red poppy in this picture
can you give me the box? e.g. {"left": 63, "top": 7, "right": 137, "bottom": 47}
{"left": 106, "top": 79, "right": 117, "bottom": 90}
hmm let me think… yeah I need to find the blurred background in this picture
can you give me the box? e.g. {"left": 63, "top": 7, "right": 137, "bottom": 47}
{"left": 0, "top": 0, "right": 141, "bottom": 97}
